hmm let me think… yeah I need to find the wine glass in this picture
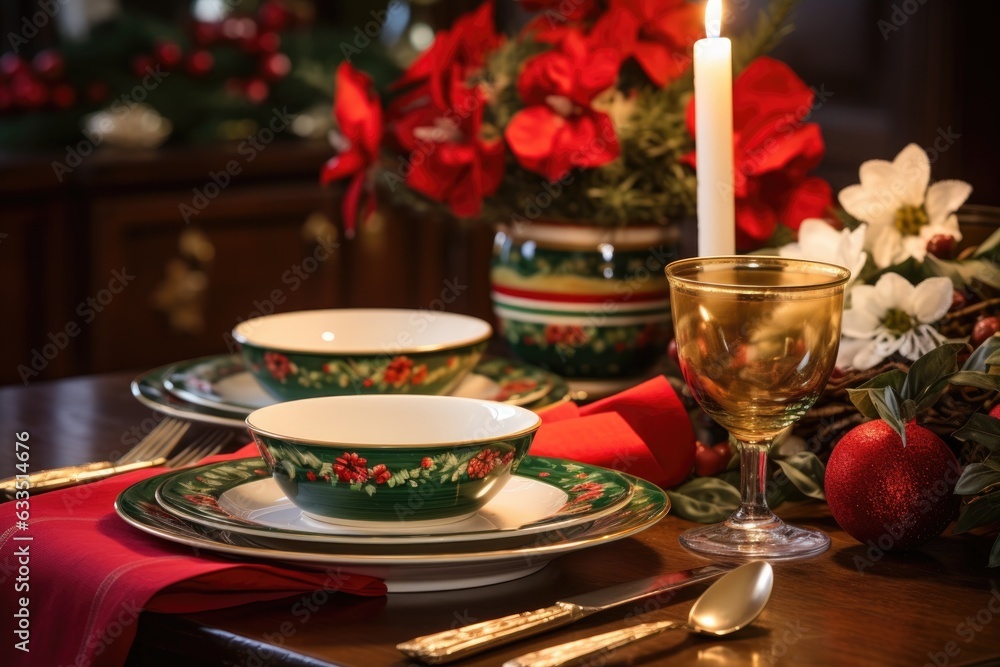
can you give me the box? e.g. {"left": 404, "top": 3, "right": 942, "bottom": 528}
{"left": 666, "top": 256, "right": 850, "bottom": 559}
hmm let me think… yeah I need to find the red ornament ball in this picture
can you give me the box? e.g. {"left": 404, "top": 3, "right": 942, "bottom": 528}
{"left": 186, "top": 50, "right": 215, "bottom": 77}
{"left": 990, "top": 404, "right": 1000, "bottom": 419}
{"left": 825, "top": 421, "right": 959, "bottom": 550}
{"left": 32, "top": 49, "right": 65, "bottom": 80}
{"left": 260, "top": 52, "right": 291, "bottom": 80}
{"left": 154, "top": 40, "right": 184, "bottom": 69}
{"left": 244, "top": 78, "right": 269, "bottom": 103}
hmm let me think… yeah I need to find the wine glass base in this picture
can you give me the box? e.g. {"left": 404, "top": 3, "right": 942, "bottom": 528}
{"left": 679, "top": 519, "right": 830, "bottom": 561}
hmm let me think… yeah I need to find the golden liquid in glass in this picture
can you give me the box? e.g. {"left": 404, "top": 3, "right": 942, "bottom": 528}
{"left": 671, "top": 266, "right": 844, "bottom": 442}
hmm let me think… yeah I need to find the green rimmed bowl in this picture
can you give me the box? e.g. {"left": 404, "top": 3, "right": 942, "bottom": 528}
{"left": 246, "top": 395, "right": 541, "bottom": 525}
{"left": 232, "top": 308, "right": 492, "bottom": 400}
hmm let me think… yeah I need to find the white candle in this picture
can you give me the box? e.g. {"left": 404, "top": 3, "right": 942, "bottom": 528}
{"left": 694, "top": 0, "right": 736, "bottom": 256}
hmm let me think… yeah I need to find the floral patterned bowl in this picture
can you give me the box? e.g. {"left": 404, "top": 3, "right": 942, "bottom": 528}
{"left": 232, "top": 309, "right": 492, "bottom": 400}
{"left": 246, "top": 395, "right": 541, "bottom": 525}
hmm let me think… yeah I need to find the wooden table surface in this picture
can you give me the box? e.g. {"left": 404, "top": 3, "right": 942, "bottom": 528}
{"left": 2, "top": 372, "right": 1000, "bottom": 667}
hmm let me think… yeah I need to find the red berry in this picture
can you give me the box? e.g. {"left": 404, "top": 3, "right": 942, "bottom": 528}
{"left": 154, "top": 40, "right": 184, "bottom": 68}
{"left": 256, "top": 32, "right": 281, "bottom": 53}
{"left": 972, "top": 316, "right": 1000, "bottom": 348}
{"left": 185, "top": 50, "right": 215, "bottom": 77}
{"left": 244, "top": 78, "right": 269, "bottom": 103}
{"left": 260, "top": 52, "right": 291, "bottom": 80}
{"left": 926, "top": 234, "right": 956, "bottom": 259}
{"left": 258, "top": 1, "right": 290, "bottom": 32}
{"left": 711, "top": 442, "right": 732, "bottom": 461}
{"left": 694, "top": 442, "right": 725, "bottom": 477}
{"left": 667, "top": 338, "right": 678, "bottom": 365}
{"left": 949, "top": 290, "right": 967, "bottom": 312}
{"left": 32, "top": 49, "right": 65, "bottom": 80}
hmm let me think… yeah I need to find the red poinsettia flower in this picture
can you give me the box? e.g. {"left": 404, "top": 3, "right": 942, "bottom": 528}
{"left": 393, "top": 1, "right": 501, "bottom": 108}
{"left": 609, "top": 0, "right": 702, "bottom": 87}
{"left": 685, "top": 57, "right": 832, "bottom": 250}
{"left": 505, "top": 26, "right": 621, "bottom": 182}
{"left": 518, "top": 0, "right": 600, "bottom": 22}
{"left": 391, "top": 74, "right": 504, "bottom": 217}
{"left": 334, "top": 452, "right": 369, "bottom": 483}
{"left": 320, "top": 63, "right": 382, "bottom": 237}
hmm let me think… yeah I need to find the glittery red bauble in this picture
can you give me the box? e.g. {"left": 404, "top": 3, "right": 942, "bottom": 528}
{"left": 990, "top": 404, "right": 1000, "bottom": 419}
{"left": 826, "top": 421, "right": 960, "bottom": 550}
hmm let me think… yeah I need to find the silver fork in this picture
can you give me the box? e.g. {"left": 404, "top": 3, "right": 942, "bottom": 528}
{"left": 0, "top": 417, "right": 193, "bottom": 499}
{"left": 164, "top": 429, "right": 233, "bottom": 468}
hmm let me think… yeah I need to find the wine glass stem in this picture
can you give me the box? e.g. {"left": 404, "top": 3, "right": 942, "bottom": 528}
{"left": 729, "top": 439, "right": 778, "bottom": 528}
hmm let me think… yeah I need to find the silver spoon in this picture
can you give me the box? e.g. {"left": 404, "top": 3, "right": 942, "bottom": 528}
{"left": 503, "top": 561, "right": 774, "bottom": 667}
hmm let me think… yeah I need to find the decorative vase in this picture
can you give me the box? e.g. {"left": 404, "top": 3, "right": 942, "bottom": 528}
{"left": 490, "top": 221, "right": 682, "bottom": 382}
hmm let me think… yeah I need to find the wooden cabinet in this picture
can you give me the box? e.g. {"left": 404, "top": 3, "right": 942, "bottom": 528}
{"left": 0, "top": 141, "right": 496, "bottom": 385}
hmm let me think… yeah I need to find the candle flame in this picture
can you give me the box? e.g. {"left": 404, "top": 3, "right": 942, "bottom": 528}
{"left": 706, "top": 0, "right": 723, "bottom": 39}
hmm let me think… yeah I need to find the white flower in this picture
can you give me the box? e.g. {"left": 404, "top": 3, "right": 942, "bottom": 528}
{"left": 838, "top": 143, "right": 972, "bottom": 268}
{"left": 777, "top": 218, "right": 868, "bottom": 289}
{"left": 836, "top": 273, "right": 953, "bottom": 370}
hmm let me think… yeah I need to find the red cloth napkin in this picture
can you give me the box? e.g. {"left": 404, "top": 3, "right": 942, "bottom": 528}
{"left": 0, "top": 445, "right": 386, "bottom": 667}
{"left": 529, "top": 375, "right": 696, "bottom": 487}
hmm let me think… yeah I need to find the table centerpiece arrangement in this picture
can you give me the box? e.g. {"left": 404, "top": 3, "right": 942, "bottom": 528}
{"left": 319, "top": 0, "right": 829, "bottom": 390}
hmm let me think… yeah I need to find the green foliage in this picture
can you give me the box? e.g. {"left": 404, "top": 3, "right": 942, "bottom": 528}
{"left": 668, "top": 446, "right": 826, "bottom": 523}
{"left": 847, "top": 341, "right": 1000, "bottom": 445}
{"left": 952, "top": 412, "right": 1000, "bottom": 567}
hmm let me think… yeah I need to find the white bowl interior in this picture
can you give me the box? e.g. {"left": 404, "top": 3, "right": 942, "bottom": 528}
{"left": 247, "top": 396, "right": 540, "bottom": 446}
{"left": 233, "top": 309, "right": 491, "bottom": 354}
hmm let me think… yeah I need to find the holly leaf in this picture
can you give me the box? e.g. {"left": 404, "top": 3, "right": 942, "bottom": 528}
{"left": 954, "top": 491, "right": 1000, "bottom": 535}
{"left": 847, "top": 369, "right": 907, "bottom": 418}
{"left": 955, "top": 463, "right": 1000, "bottom": 496}
{"left": 902, "top": 342, "right": 965, "bottom": 405}
{"left": 952, "top": 413, "right": 1000, "bottom": 454}
{"left": 925, "top": 253, "right": 1000, "bottom": 289}
{"left": 962, "top": 335, "right": 1000, "bottom": 372}
{"left": 871, "top": 386, "right": 909, "bottom": 445}
{"left": 773, "top": 451, "right": 826, "bottom": 500}
{"left": 950, "top": 371, "right": 1000, "bottom": 392}
{"left": 666, "top": 477, "right": 741, "bottom": 524}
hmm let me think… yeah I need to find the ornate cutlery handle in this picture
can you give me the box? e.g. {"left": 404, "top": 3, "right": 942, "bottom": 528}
{"left": 0, "top": 459, "right": 166, "bottom": 499}
{"left": 503, "top": 620, "right": 684, "bottom": 667}
{"left": 396, "top": 602, "right": 590, "bottom": 664}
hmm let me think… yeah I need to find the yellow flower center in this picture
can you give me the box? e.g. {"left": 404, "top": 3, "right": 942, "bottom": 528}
{"left": 882, "top": 308, "right": 914, "bottom": 335}
{"left": 894, "top": 204, "right": 929, "bottom": 236}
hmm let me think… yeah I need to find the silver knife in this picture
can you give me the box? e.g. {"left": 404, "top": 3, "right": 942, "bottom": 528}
{"left": 396, "top": 563, "right": 734, "bottom": 664}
